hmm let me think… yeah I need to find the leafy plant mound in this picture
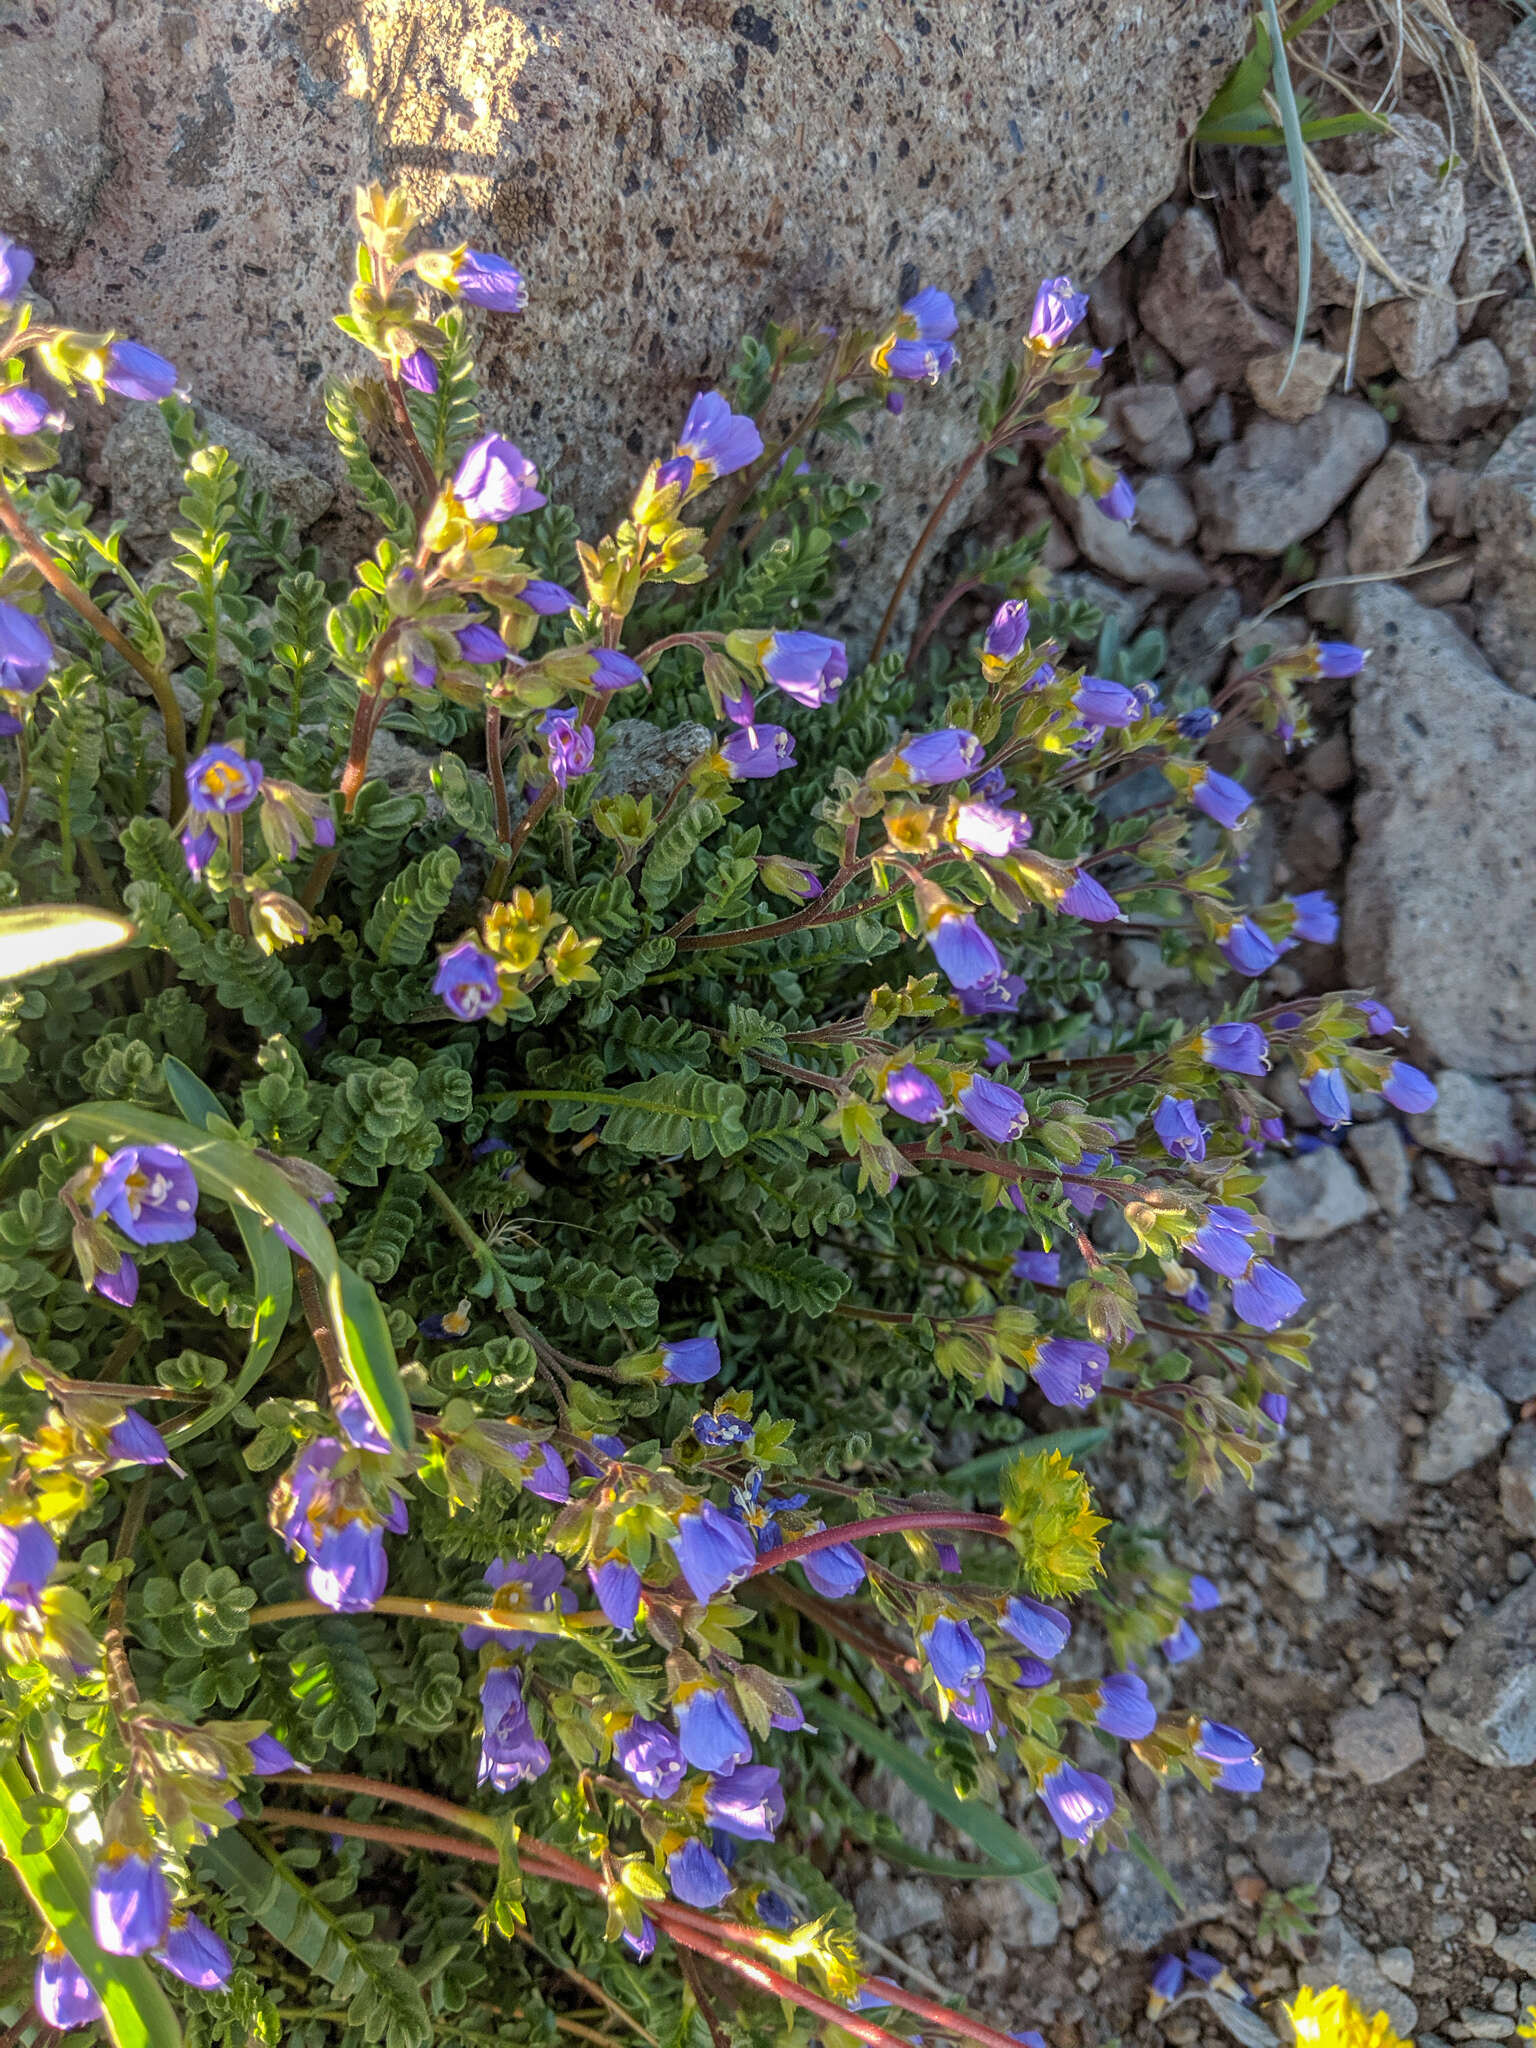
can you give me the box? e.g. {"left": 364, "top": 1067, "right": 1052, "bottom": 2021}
{"left": 0, "top": 196, "right": 1435, "bottom": 2047}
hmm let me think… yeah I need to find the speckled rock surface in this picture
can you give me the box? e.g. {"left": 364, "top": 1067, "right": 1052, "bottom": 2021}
{"left": 15, "top": 0, "right": 1244, "bottom": 535}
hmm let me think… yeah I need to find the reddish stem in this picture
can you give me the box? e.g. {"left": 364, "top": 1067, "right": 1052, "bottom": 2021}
{"left": 747, "top": 1510, "right": 1012, "bottom": 1579}
{"left": 385, "top": 367, "right": 442, "bottom": 514}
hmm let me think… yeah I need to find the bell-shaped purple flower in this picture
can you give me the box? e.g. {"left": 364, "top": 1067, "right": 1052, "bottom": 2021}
{"left": 761, "top": 631, "right": 847, "bottom": 707}
{"left": 307, "top": 1518, "right": 389, "bottom": 1613}
{"left": 1231, "top": 1259, "right": 1305, "bottom": 1331}
{"left": 92, "top": 1849, "right": 171, "bottom": 1956}
{"left": 1382, "top": 1061, "right": 1436, "bottom": 1114}
{"left": 455, "top": 621, "right": 509, "bottom": 665}
{"left": 919, "top": 1614, "right": 986, "bottom": 1691}
{"left": 434, "top": 939, "right": 501, "bottom": 1021}
{"left": 1304, "top": 1067, "right": 1351, "bottom": 1127}
{"left": 1060, "top": 869, "right": 1120, "bottom": 922}
{"left": 34, "top": 1940, "right": 102, "bottom": 2029}
{"left": 107, "top": 1410, "right": 171, "bottom": 1467}
{"left": 1013, "top": 1248, "right": 1061, "bottom": 1286}
{"left": 521, "top": 1442, "right": 569, "bottom": 1504}
{"left": 104, "top": 341, "right": 178, "bottom": 402}
{"left": 957, "top": 1072, "right": 1027, "bottom": 1143}
{"left": 0, "top": 1519, "right": 56, "bottom": 1607}
{"left": 1013, "top": 1654, "right": 1054, "bottom": 1689}
{"left": 463, "top": 1552, "right": 573, "bottom": 1651}
{"left": 1000, "top": 1595, "right": 1070, "bottom": 1660}
{"left": 614, "top": 1715, "right": 685, "bottom": 1798}
{"left": 590, "top": 646, "right": 645, "bottom": 689}
{"left": 1028, "top": 275, "right": 1088, "bottom": 349}
{"left": 1191, "top": 769, "right": 1252, "bottom": 830}
{"left": 1037, "top": 1760, "right": 1115, "bottom": 1841}
{"left": 1031, "top": 1336, "right": 1108, "bottom": 1409}
{"left": 1193, "top": 1718, "right": 1256, "bottom": 1766}
{"left": 0, "top": 237, "right": 35, "bottom": 304}
{"left": 1161, "top": 1619, "right": 1202, "bottom": 1663}
{"left": 1096, "top": 1670, "right": 1156, "bottom": 1739}
{"left": 333, "top": 1389, "right": 391, "bottom": 1455}
{"left": 952, "top": 800, "right": 1031, "bottom": 856}
{"left": 478, "top": 1664, "right": 551, "bottom": 1789}
{"left": 892, "top": 728, "right": 984, "bottom": 784}
{"left": 1357, "top": 998, "right": 1396, "bottom": 1035}
{"left": 885, "top": 1064, "right": 946, "bottom": 1123}
{"left": 1095, "top": 474, "right": 1136, "bottom": 523}
{"left": 248, "top": 1732, "right": 299, "bottom": 1775}
{"left": 453, "top": 435, "right": 545, "bottom": 521}
{"left": 1218, "top": 917, "right": 1280, "bottom": 977}
{"left": 961, "top": 972, "right": 1028, "bottom": 1017}
{"left": 399, "top": 348, "right": 438, "bottom": 393}
{"left": 671, "top": 1502, "right": 757, "bottom": 1603}
{"left": 667, "top": 1837, "right": 732, "bottom": 1908}
{"left": 754, "top": 1888, "right": 797, "bottom": 1931}
{"left": 1201, "top": 1022, "right": 1268, "bottom": 1075}
{"left": 92, "top": 1145, "right": 199, "bottom": 1245}
{"left": 94, "top": 1253, "right": 140, "bottom": 1308}
{"left": 878, "top": 286, "right": 959, "bottom": 381}
{"left": 1179, "top": 707, "right": 1218, "bottom": 740}
{"left": 674, "top": 1683, "right": 752, "bottom": 1773}
{"left": 1189, "top": 1206, "right": 1256, "bottom": 1280}
{"left": 719, "top": 722, "right": 795, "bottom": 780}
{"left": 1149, "top": 1954, "right": 1186, "bottom": 2011}
{"left": 181, "top": 823, "right": 217, "bottom": 878}
{"left": 540, "top": 706, "right": 596, "bottom": 788}
{"left": 517, "top": 578, "right": 576, "bottom": 615}
{"left": 661, "top": 1336, "right": 720, "bottom": 1385}
{"left": 187, "top": 744, "right": 263, "bottom": 814}
{"left": 1188, "top": 1574, "right": 1222, "bottom": 1612}
{"left": 1288, "top": 890, "right": 1339, "bottom": 944}
{"left": 984, "top": 598, "right": 1031, "bottom": 661}
{"left": 928, "top": 911, "right": 1004, "bottom": 992}
{"left": 0, "top": 386, "right": 56, "bottom": 436}
{"left": 453, "top": 249, "right": 527, "bottom": 311}
{"left": 0, "top": 599, "right": 52, "bottom": 694}
{"left": 1259, "top": 1391, "right": 1289, "bottom": 1428}
{"left": 800, "top": 1539, "right": 866, "bottom": 1599}
{"left": 1074, "top": 676, "right": 1141, "bottom": 729}
{"left": 590, "top": 1557, "right": 642, "bottom": 1634}
{"left": 155, "top": 1912, "right": 232, "bottom": 1988}
{"left": 1315, "top": 640, "right": 1365, "bottom": 678}
{"left": 677, "top": 391, "right": 764, "bottom": 479}
{"left": 705, "top": 1763, "right": 784, "bottom": 1841}
{"left": 1153, "top": 1094, "right": 1205, "bottom": 1163}
{"left": 949, "top": 1680, "right": 994, "bottom": 1734}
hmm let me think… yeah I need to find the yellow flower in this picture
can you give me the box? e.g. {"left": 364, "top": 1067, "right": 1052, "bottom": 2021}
{"left": 1286, "top": 1985, "right": 1412, "bottom": 2048}
{"left": 1001, "top": 1448, "right": 1106, "bottom": 1597}
{"left": 1515, "top": 2007, "right": 1536, "bottom": 2043}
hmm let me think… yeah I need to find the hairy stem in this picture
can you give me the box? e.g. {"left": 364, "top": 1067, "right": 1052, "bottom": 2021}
{"left": 748, "top": 1509, "right": 1012, "bottom": 1578}
{"left": 385, "top": 367, "right": 441, "bottom": 514}
{"left": 868, "top": 444, "right": 988, "bottom": 664}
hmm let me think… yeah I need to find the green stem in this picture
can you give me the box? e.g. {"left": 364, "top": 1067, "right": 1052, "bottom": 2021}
{"left": 246, "top": 1593, "right": 609, "bottom": 1634}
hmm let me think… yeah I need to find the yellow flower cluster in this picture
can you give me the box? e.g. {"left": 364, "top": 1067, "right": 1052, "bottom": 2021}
{"left": 1286, "top": 1986, "right": 1411, "bottom": 2048}
{"left": 1001, "top": 1448, "right": 1107, "bottom": 1597}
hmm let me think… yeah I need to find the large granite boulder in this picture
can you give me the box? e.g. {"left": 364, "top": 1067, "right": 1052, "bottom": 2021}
{"left": 18, "top": 0, "right": 1243, "bottom": 537}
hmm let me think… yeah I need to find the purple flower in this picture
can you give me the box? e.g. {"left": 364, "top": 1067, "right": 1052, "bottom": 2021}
{"left": 960, "top": 971, "right": 1028, "bottom": 1017}
{"left": 1060, "top": 869, "right": 1120, "bottom": 922}
{"left": 514, "top": 578, "right": 575, "bottom": 616}
{"left": 1304, "top": 1067, "right": 1351, "bottom": 1127}
{"left": 1161, "top": 1619, "right": 1202, "bottom": 1663}
{"left": 1188, "top": 1574, "right": 1222, "bottom": 1612}
{"left": 754, "top": 1889, "right": 797, "bottom": 1931}
{"left": 705, "top": 1763, "right": 785, "bottom": 1841}
{"left": 1259, "top": 1390, "right": 1289, "bottom": 1428}
{"left": 0, "top": 238, "right": 35, "bottom": 304}
{"left": 91, "top": 1849, "right": 171, "bottom": 1956}
{"left": 984, "top": 599, "right": 1031, "bottom": 662}
{"left": 1192, "top": 769, "right": 1252, "bottom": 830}
{"left": 478, "top": 1664, "right": 550, "bottom": 1789}
{"left": 1194, "top": 1719, "right": 1256, "bottom": 1766}
{"left": 1358, "top": 998, "right": 1396, "bottom": 1035}
{"left": 983, "top": 1037, "right": 1012, "bottom": 1068}
{"left": 800, "top": 1540, "right": 866, "bottom": 1599}
{"left": 1315, "top": 641, "right": 1365, "bottom": 678}
{"left": 878, "top": 286, "right": 959, "bottom": 381}
{"left": 94, "top": 1253, "right": 140, "bottom": 1308}
{"left": 539, "top": 706, "right": 596, "bottom": 788}
{"left": 332, "top": 1389, "right": 391, "bottom": 1455}
{"left": 455, "top": 621, "right": 509, "bottom": 665}
{"left": 1096, "top": 1671, "right": 1157, "bottom": 1739}
{"left": 1231, "top": 1259, "right": 1305, "bottom": 1331}
{"left": 92, "top": 1145, "right": 198, "bottom": 1245}
{"left": 591, "top": 1557, "right": 643, "bottom": 1633}
{"left": 661, "top": 1336, "right": 720, "bottom": 1386}
{"left": 248, "top": 1732, "right": 299, "bottom": 1775}
{"left": 181, "top": 824, "right": 217, "bottom": 878}
{"left": 0, "top": 386, "right": 55, "bottom": 436}
{"left": 928, "top": 911, "right": 1004, "bottom": 992}
{"left": 1149, "top": 1955, "right": 1186, "bottom": 2009}
{"left": 187, "top": 744, "right": 263, "bottom": 814}
{"left": 759, "top": 856, "right": 822, "bottom": 900}
{"left": 623, "top": 1917, "right": 656, "bottom": 1960}
{"left": 453, "top": 249, "right": 527, "bottom": 312}
{"left": 1178, "top": 707, "right": 1218, "bottom": 740}
{"left": 0, "top": 1520, "right": 56, "bottom": 1607}
{"left": 104, "top": 341, "right": 177, "bottom": 402}
{"left": 1074, "top": 676, "right": 1141, "bottom": 729}
{"left": 1037, "top": 1761, "right": 1115, "bottom": 1842}
{"left": 521, "top": 1442, "right": 569, "bottom": 1504}
{"left": 107, "top": 1410, "right": 170, "bottom": 1468}
{"left": 885, "top": 1064, "right": 946, "bottom": 1123}
{"left": 453, "top": 435, "right": 545, "bottom": 521}
{"left": 667, "top": 1838, "right": 732, "bottom": 1908}
{"left": 461, "top": 1553, "right": 572, "bottom": 1652}
{"left": 1288, "top": 891, "right": 1339, "bottom": 945}
{"left": 34, "top": 1941, "right": 102, "bottom": 2030}
{"left": 0, "top": 600, "right": 50, "bottom": 698}
{"left": 1028, "top": 275, "right": 1088, "bottom": 349}
{"left": 1201, "top": 1022, "right": 1268, "bottom": 1075}
{"left": 677, "top": 391, "right": 764, "bottom": 479}
{"left": 614, "top": 1715, "right": 685, "bottom": 1798}
{"left": 1095, "top": 474, "right": 1136, "bottom": 523}
{"left": 654, "top": 454, "right": 696, "bottom": 496}
{"left": 671, "top": 1502, "right": 757, "bottom": 1603}
{"left": 1013, "top": 1654, "right": 1054, "bottom": 1689}
{"left": 1000, "top": 1595, "right": 1070, "bottom": 1660}
{"left": 674, "top": 1683, "right": 752, "bottom": 1773}
{"left": 958, "top": 1072, "right": 1027, "bottom": 1143}
{"left": 892, "top": 728, "right": 984, "bottom": 784}
{"left": 952, "top": 801, "right": 1032, "bottom": 856}
{"left": 1189, "top": 1207, "right": 1256, "bottom": 1279}
{"left": 719, "top": 723, "right": 795, "bottom": 780}
{"left": 590, "top": 647, "right": 645, "bottom": 690}
{"left": 1032, "top": 1336, "right": 1108, "bottom": 1408}
{"left": 307, "top": 1518, "right": 389, "bottom": 1613}
{"left": 1218, "top": 917, "right": 1280, "bottom": 977}
{"left": 433, "top": 940, "right": 501, "bottom": 1021}
{"left": 1382, "top": 1060, "right": 1436, "bottom": 1114}
{"left": 399, "top": 348, "right": 438, "bottom": 393}
{"left": 919, "top": 1615, "right": 986, "bottom": 1691}
{"left": 949, "top": 1680, "right": 994, "bottom": 1734}
{"left": 1013, "top": 1248, "right": 1061, "bottom": 1286}
{"left": 693, "top": 1411, "right": 753, "bottom": 1448}
{"left": 1213, "top": 1755, "right": 1265, "bottom": 1793}
{"left": 155, "top": 1913, "right": 232, "bottom": 1989}
{"left": 761, "top": 631, "right": 847, "bottom": 707}
{"left": 1153, "top": 1094, "right": 1205, "bottom": 1163}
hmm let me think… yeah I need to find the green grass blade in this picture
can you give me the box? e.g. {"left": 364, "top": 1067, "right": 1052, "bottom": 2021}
{"left": 161, "top": 1055, "right": 230, "bottom": 1132}
{"left": 0, "top": 1759, "right": 183, "bottom": 2048}
{"left": 936, "top": 1426, "right": 1111, "bottom": 1496}
{"left": 814, "top": 1693, "right": 1059, "bottom": 1902}
{"left": 0, "top": 904, "right": 138, "bottom": 981}
{"left": 1261, "top": 0, "right": 1312, "bottom": 383}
